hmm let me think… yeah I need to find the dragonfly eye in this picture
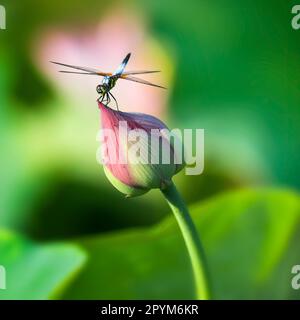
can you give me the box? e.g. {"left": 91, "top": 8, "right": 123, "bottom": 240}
{"left": 96, "top": 85, "right": 103, "bottom": 94}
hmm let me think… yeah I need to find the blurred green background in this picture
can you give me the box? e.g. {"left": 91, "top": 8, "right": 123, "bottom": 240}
{"left": 0, "top": 0, "right": 300, "bottom": 299}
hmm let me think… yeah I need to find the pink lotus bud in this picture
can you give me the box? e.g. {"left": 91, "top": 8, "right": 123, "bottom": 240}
{"left": 98, "top": 102, "right": 184, "bottom": 197}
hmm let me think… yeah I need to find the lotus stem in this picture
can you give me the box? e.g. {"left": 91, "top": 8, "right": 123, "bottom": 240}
{"left": 161, "top": 182, "right": 211, "bottom": 300}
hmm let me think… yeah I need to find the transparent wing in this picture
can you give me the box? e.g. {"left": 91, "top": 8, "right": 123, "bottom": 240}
{"left": 58, "top": 71, "right": 100, "bottom": 75}
{"left": 122, "top": 70, "right": 161, "bottom": 76}
{"left": 50, "top": 61, "right": 111, "bottom": 76}
{"left": 120, "top": 75, "right": 166, "bottom": 89}
{"left": 113, "top": 53, "right": 131, "bottom": 76}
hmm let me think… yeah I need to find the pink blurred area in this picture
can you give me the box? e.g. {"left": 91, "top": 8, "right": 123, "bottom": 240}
{"left": 35, "top": 8, "right": 169, "bottom": 118}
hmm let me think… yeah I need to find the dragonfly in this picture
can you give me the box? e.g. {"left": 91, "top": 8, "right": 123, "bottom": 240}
{"left": 51, "top": 53, "right": 166, "bottom": 110}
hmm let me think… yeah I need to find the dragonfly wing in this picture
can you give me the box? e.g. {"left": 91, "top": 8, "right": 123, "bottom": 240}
{"left": 122, "top": 70, "right": 161, "bottom": 76}
{"left": 120, "top": 75, "right": 166, "bottom": 89}
{"left": 113, "top": 53, "right": 131, "bottom": 76}
{"left": 59, "top": 71, "right": 100, "bottom": 75}
{"left": 50, "top": 61, "right": 111, "bottom": 76}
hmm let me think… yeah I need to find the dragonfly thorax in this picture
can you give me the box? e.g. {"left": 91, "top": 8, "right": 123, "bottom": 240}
{"left": 102, "top": 76, "right": 117, "bottom": 90}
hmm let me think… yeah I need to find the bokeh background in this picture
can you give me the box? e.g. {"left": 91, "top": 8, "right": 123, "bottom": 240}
{"left": 0, "top": 0, "right": 300, "bottom": 299}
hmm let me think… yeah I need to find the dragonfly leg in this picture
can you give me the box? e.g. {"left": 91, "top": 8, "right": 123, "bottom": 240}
{"left": 109, "top": 92, "right": 119, "bottom": 111}
{"left": 107, "top": 93, "right": 111, "bottom": 105}
{"left": 102, "top": 93, "right": 108, "bottom": 105}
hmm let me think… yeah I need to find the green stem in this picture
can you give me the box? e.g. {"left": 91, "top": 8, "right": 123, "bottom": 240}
{"left": 161, "top": 182, "right": 211, "bottom": 300}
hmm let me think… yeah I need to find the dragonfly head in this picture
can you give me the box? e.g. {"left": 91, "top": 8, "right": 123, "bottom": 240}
{"left": 96, "top": 84, "right": 107, "bottom": 95}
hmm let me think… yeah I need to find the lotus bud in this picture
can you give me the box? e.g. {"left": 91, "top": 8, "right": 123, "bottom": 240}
{"left": 97, "top": 102, "right": 185, "bottom": 197}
